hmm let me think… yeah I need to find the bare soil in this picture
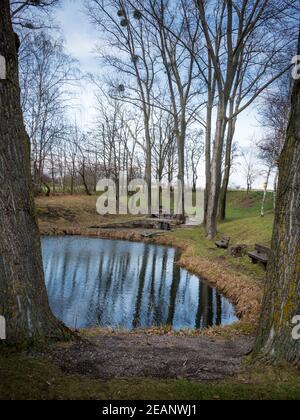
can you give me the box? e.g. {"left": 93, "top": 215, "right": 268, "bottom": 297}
{"left": 42, "top": 333, "right": 254, "bottom": 382}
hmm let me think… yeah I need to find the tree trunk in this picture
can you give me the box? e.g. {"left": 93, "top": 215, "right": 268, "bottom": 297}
{"left": 253, "top": 55, "right": 300, "bottom": 363}
{"left": 144, "top": 117, "right": 152, "bottom": 215}
{"left": 177, "top": 129, "right": 186, "bottom": 220}
{"left": 260, "top": 168, "right": 271, "bottom": 217}
{"left": 204, "top": 58, "right": 215, "bottom": 225}
{"left": 206, "top": 102, "right": 227, "bottom": 239}
{"left": 204, "top": 91, "right": 213, "bottom": 225}
{"left": 219, "top": 102, "right": 237, "bottom": 221}
{"left": 0, "top": 0, "right": 71, "bottom": 344}
{"left": 80, "top": 162, "right": 92, "bottom": 196}
{"left": 145, "top": 144, "right": 152, "bottom": 215}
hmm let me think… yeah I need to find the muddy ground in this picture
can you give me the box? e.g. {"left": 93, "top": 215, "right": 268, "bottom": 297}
{"left": 41, "top": 333, "right": 254, "bottom": 382}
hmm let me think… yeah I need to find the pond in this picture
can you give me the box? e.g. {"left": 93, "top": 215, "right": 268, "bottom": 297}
{"left": 42, "top": 237, "right": 238, "bottom": 331}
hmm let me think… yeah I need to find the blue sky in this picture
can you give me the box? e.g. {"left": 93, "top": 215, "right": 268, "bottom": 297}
{"left": 55, "top": 0, "right": 99, "bottom": 127}
{"left": 54, "top": 0, "right": 269, "bottom": 190}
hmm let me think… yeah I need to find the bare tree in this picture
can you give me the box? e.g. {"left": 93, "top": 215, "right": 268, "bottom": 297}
{"left": 258, "top": 75, "right": 292, "bottom": 210}
{"left": 19, "top": 31, "right": 77, "bottom": 194}
{"left": 142, "top": 0, "right": 206, "bottom": 217}
{"left": 186, "top": 130, "right": 204, "bottom": 192}
{"left": 241, "top": 148, "right": 259, "bottom": 194}
{"left": 196, "top": 0, "right": 298, "bottom": 237}
{"left": 86, "top": 0, "right": 160, "bottom": 213}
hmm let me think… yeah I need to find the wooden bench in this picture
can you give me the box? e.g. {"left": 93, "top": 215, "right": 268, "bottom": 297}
{"left": 215, "top": 236, "right": 230, "bottom": 249}
{"left": 248, "top": 244, "right": 271, "bottom": 270}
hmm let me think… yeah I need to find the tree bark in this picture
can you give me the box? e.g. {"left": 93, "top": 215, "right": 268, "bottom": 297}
{"left": 144, "top": 117, "right": 152, "bottom": 215}
{"left": 219, "top": 100, "right": 237, "bottom": 221}
{"left": 253, "top": 51, "right": 300, "bottom": 363}
{"left": 0, "top": 0, "right": 72, "bottom": 344}
{"left": 260, "top": 168, "right": 271, "bottom": 218}
{"left": 204, "top": 61, "right": 214, "bottom": 225}
{"left": 206, "top": 101, "right": 227, "bottom": 239}
{"left": 273, "top": 169, "right": 278, "bottom": 210}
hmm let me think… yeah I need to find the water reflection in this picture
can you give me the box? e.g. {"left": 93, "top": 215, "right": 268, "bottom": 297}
{"left": 42, "top": 237, "right": 238, "bottom": 330}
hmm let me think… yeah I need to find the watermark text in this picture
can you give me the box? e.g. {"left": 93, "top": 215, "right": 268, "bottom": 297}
{"left": 292, "top": 55, "right": 300, "bottom": 80}
{"left": 96, "top": 172, "right": 204, "bottom": 224}
{"left": 0, "top": 315, "right": 6, "bottom": 340}
{"left": 0, "top": 55, "right": 6, "bottom": 80}
{"left": 292, "top": 315, "right": 300, "bottom": 340}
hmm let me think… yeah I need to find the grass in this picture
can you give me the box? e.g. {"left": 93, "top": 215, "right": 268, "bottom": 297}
{"left": 1, "top": 190, "right": 298, "bottom": 400}
{"left": 0, "top": 354, "right": 299, "bottom": 400}
{"left": 168, "top": 190, "right": 274, "bottom": 283}
{"left": 36, "top": 194, "right": 139, "bottom": 232}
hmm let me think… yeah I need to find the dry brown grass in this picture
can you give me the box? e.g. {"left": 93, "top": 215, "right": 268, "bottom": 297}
{"left": 36, "top": 195, "right": 139, "bottom": 232}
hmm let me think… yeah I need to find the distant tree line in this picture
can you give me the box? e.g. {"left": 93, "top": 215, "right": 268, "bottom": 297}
{"left": 15, "top": 0, "right": 299, "bottom": 238}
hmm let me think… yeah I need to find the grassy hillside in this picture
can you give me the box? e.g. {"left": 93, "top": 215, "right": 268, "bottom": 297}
{"left": 224, "top": 190, "right": 274, "bottom": 245}
{"left": 171, "top": 190, "right": 274, "bottom": 283}
{"left": 36, "top": 190, "right": 274, "bottom": 244}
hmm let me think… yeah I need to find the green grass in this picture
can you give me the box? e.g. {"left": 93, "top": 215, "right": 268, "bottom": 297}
{"left": 223, "top": 191, "right": 274, "bottom": 245}
{"left": 226, "top": 190, "right": 273, "bottom": 218}
{"left": 171, "top": 191, "right": 274, "bottom": 282}
{"left": 0, "top": 355, "right": 299, "bottom": 400}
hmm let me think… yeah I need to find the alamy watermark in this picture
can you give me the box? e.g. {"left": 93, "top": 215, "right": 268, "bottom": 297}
{"left": 292, "top": 55, "right": 300, "bottom": 80}
{"left": 0, "top": 54, "right": 6, "bottom": 80}
{"left": 292, "top": 316, "right": 300, "bottom": 340}
{"left": 96, "top": 171, "right": 204, "bottom": 223}
{"left": 0, "top": 315, "right": 6, "bottom": 340}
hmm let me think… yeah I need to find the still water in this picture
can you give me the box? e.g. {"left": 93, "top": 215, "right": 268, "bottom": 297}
{"left": 42, "top": 237, "right": 238, "bottom": 330}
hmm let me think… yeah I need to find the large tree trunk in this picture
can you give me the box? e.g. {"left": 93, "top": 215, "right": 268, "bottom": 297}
{"left": 0, "top": 0, "right": 71, "bottom": 344}
{"left": 253, "top": 56, "right": 300, "bottom": 363}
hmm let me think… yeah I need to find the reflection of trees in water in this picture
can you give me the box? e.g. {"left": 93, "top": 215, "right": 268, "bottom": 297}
{"left": 167, "top": 259, "right": 181, "bottom": 326}
{"left": 133, "top": 246, "right": 149, "bottom": 328}
{"left": 43, "top": 238, "right": 235, "bottom": 330}
{"left": 195, "top": 281, "right": 204, "bottom": 329}
{"left": 147, "top": 247, "right": 157, "bottom": 325}
{"left": 153, "top": 248, "right": 170, "bottom": 325}
{"left": 216, "top": 293, "right": 222, "bottom": 326}
{"left": 195, "top": 283, "right": 222, "bottom": 329}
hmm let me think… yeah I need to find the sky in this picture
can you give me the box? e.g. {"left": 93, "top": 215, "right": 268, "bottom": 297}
{"left": 54, "top": 0, "right": 272, "bottom": 190}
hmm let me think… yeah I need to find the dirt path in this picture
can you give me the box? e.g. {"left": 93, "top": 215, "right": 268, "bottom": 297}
{"left": 44, "top": 333, "right": 254, "bottom": 382}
